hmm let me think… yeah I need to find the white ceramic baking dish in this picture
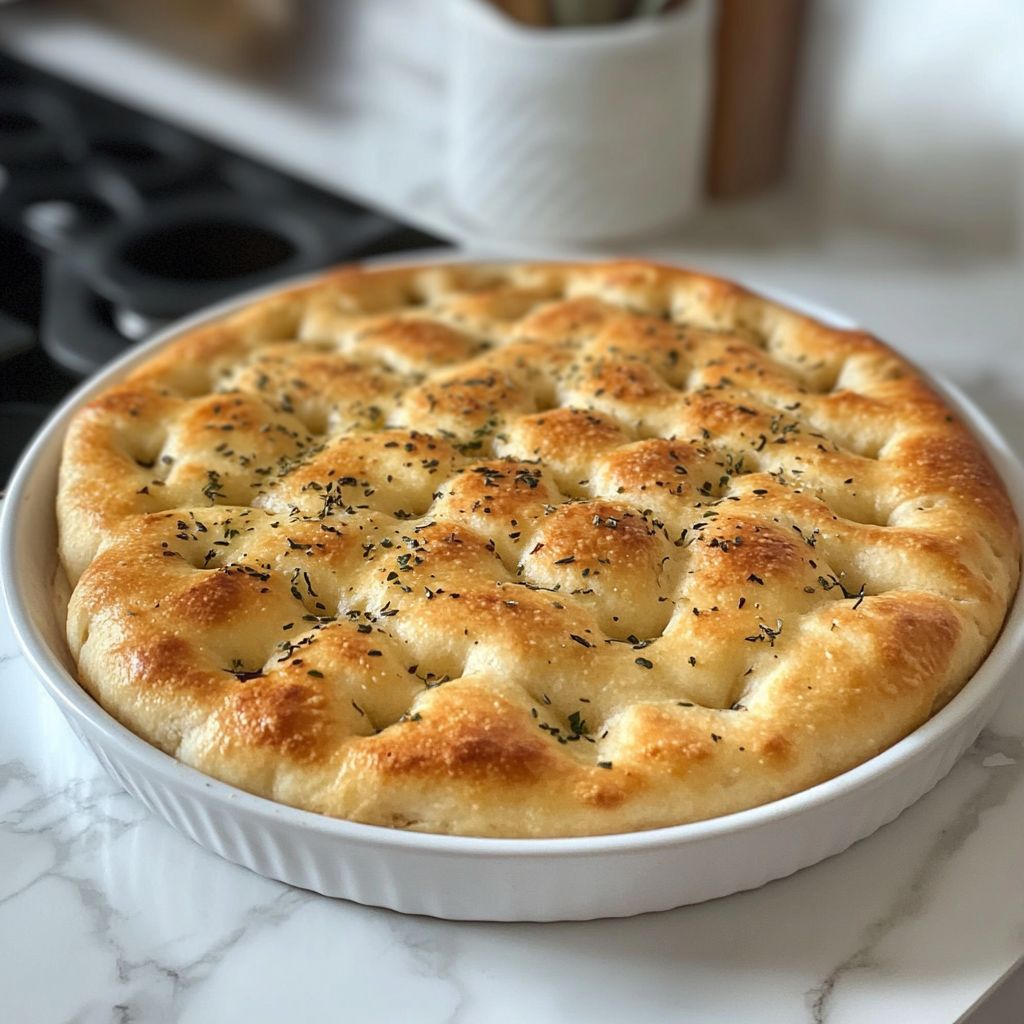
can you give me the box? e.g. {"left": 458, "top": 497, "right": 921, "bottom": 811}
{"left": 3, "top": 263, "right": 1022, "bottom": 922}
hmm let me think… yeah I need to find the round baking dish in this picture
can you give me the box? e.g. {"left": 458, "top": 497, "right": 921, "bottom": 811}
{"left": 3, "top": 262, "right": 1023, "bottom": 922}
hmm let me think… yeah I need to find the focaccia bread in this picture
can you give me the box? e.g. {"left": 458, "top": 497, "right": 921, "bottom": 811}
{"left": 58, "top": 261, "right": 1020, "bottom": 837}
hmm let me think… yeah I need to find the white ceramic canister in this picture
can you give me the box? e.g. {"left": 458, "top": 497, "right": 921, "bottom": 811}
{"left": 447, "top": 0, "right": 713, "bottom": 243}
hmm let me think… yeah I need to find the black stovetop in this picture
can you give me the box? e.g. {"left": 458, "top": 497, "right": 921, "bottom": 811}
{"left": 0, "top": 52, "right": 450, "bottom": 484}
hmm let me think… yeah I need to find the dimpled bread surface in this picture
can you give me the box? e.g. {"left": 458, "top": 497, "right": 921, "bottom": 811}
{"left": 58, "top": 261, "right": 1020, "bottom": 837}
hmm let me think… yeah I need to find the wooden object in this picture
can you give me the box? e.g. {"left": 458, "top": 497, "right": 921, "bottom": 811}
{"left": 80, "top": 0, "right": 298, "bottom": 75}
{"left": 707, "top": 0, "right": 807, "bottom": 197}
{"left": 490, "top": 0, "right": 552, "bottom": 26}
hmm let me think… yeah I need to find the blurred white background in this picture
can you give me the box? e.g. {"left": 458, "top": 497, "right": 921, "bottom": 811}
{"left": 800, "top": 0, "right": 1022, "bottom": 257}
{"left": 1, "top": 0, "right": 1021, "bottom": 259}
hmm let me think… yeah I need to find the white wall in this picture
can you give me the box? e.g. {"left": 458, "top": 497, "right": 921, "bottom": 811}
{"left": 797, "top": 0, "right": 1023, "bottom": 256}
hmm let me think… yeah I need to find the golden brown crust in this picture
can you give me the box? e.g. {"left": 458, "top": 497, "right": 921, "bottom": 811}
{"left": 59, "top": 260, "right": 1020, "bottom": 837}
